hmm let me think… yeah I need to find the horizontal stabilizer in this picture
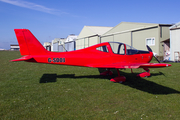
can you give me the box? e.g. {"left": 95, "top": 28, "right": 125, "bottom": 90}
{"left": 11, "top": 55, "right": 34, "bottom": 62}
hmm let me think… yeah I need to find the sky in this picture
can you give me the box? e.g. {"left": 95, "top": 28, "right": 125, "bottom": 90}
{"left": 0, "top": 0, "right": 180, "bottom": 49}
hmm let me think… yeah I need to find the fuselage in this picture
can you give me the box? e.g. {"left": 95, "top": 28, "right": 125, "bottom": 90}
{"left": 27, "top": 42, "right": 153, "bottom": 68}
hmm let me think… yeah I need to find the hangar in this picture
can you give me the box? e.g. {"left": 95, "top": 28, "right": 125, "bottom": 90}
{"left": 77, "top": 22, "right": 172, "bottom": 59}
{"left": 101, "top": 22, "right": 172, "bottom": 58}
{"left": 76, "top": 26, "right": 113, "bottom": 50}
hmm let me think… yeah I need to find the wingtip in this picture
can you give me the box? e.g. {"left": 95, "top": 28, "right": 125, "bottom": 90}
{"left": 10, "top": 59, "right": 17, "bottom": 62}
{"left": 166, "top": 64, "right": 171, "bottom": 67}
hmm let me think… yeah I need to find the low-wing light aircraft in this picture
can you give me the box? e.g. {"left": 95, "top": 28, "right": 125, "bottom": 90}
{"left": 12, "top": 29, "right": 171, "bottom": 83}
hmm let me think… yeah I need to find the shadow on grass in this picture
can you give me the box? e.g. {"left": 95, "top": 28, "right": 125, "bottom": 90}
{"left": 39, "top": 74, "right": 57, "bottom": 83}
{"left": 120, "top": 71, "right": 180, "bottom": 95}
{"left": 123, "top": 76, "right": 180, "bottom": 95}
{"left": 39, "top": 72, "right": 180, "bottom": 95}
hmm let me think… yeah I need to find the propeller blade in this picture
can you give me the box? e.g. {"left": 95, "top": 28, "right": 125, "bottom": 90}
{"left": 146, "top": 45, "right": 160, "bottom": 63}
{"left": 154, "top": 55, "right": 160, "bottom": 63}
{"left": 146, "top": 45, "right": 152, "bottom": 52}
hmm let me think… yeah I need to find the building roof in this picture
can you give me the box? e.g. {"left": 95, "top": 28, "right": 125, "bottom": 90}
{"left": 10, "top": 44, "right": 19, "bottom": 46}
{"left": 103, "top": 22, "right": 172, "bottom": 36}
{"left": 85, "top": 26, "right": 113, "bottom": 35}
{"left": 43, "top": 42, "right": 51, "bottom": 46}
{"left": 77, "top": 26, "right": 113, "bottom": 39}
{"left": 65, "top": 34, "right": 78, "bottom": 42}
{"left": 103, "top": 22, "right": 158, "bottom": 35}
{"left": 169, "top": 22, "right": 180, "bottom": 30}
{"left": 10, "top": 44, "right": 19, "bottom": 49}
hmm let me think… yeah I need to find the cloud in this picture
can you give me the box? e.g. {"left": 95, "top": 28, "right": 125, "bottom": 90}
{"left": 0, "top": 0, "right": 67, "bottom": 15}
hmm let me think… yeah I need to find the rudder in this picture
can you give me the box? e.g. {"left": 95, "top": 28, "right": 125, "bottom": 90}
{"left": 14, "top": 29, "right": 47, "bottom": 55}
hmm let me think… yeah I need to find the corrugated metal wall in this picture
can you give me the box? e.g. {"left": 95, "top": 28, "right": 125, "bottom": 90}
{"left": 58, "top": 45, "right": 64, "bottom": 52}
{"left": 65, "top": 41, "right": 76, "bottom": 51}
{"left": 53, "top": 43, "right": 59, "bottom": 51}
{"left": 76, "top": 36, "right": 99, "bottom": 50}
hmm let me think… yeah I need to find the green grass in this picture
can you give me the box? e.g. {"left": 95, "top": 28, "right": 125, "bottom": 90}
{"left": 0, "top": 51, "right": 180, "bottom": 120}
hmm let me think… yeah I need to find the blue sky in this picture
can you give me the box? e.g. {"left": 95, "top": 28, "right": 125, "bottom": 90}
{"left": 0, "top": 0, "right": 180, "bottom": 49}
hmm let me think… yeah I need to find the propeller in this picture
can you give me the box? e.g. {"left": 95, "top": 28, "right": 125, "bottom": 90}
{"left": 146, "top": 45, "right": 160, "bottom": 63}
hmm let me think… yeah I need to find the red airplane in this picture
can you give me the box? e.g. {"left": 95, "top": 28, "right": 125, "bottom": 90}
{"left": 12, "top": 29, "right": 171, "bottom": 83}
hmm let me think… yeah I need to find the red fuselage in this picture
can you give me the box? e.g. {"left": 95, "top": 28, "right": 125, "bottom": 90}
{"left": 26, "top": 42, "right": 153, "bottom": 68}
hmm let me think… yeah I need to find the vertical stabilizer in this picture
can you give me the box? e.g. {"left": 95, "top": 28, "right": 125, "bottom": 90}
{"left": 14, "top": 29, "right": 47, "bottom": 55}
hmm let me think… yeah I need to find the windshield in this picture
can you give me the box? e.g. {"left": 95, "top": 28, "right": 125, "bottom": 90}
{"left": 109, "top": 42, "right": 138, "bottom": 55}
{"left": 126, "top": 44, "right": 138, "bottom": 55}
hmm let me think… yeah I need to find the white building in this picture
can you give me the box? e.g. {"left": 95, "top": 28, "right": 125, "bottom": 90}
{"left": 43, "top": 42, "right": 51, "bottom": 51}
{"left": 50, "top": 34, "right": 78, "bottom": 52}
{"left": 170, "top": 22, "right": 180, "bottom": 61}
{"left": 10, "top": 44, "right": 19, "bottom": 51}
{"left": 51, "top": 38, "right": 66, "bottom": 51}
{"left": 65, "top": 34, "right": 78, "bottom": 42}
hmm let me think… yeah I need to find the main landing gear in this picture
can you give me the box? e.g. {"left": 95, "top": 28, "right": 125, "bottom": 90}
{"left": 99, "top": 68, "right": 151, "bottom": 83}
{"left": 100, "top": 69, "right": 113, "bottom": 76}
{"left": 100, "top": 69, "right": 126, "bottom": 83}
{"left": 136, "top": 68, "right": 150, "bottom": 77}
{"left": 110, "top": 69, "right": 126, "bottom": 83}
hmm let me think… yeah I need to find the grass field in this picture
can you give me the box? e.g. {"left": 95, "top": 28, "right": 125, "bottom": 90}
{"left": 0, "top": 51, "right": 180, "bottom": 120}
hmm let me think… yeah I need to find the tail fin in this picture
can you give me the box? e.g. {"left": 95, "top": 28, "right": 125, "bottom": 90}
{"left": 14, "top": 29, "right": 47, "bottom": 56}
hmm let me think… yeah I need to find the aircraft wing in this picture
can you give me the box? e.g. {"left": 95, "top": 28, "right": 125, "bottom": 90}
{"left": 88, "top": 62, "right": 171, "bottom": 69}
{"left": 138, "top": 63, "right": 171, "bottom": 68}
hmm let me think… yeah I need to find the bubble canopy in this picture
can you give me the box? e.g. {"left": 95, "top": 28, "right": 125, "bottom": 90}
{"left": 108, "top": 42, "right": 139, "bottom": 55}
